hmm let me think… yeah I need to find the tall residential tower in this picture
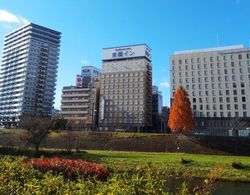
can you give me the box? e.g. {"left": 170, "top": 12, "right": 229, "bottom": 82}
{"left": 99, "top": 44, "right": 152, "bottom": 131}
{"left": 0, "top": 23, "right": 61, "bottom": 126}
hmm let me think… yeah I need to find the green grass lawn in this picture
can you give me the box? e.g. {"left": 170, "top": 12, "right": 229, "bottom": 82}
{"left": 78, "top": 150, "right": 250, "bottom": 182}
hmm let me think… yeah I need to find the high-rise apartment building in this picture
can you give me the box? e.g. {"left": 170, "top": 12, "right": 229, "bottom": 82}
{"left": 170, "top": 45, "right": 250, "bottom": 134}
{"left": 99, "top": 44, "right": 152, "bottom": 131}
{"left": 0, "top": 23, "right": 61, "bottom": 126}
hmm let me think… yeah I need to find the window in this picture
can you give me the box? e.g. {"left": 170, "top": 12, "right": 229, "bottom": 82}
{"left": 241, "top": 89, "right": 245, "bottom": 95}
{"left": 235, "top": 105, "right": 238, "bottom": 110}
{"left": 233, "top": 90, "right": 237, "bottom": 95}
{"left": 219, "top": 97, "right": 223, "bottom": 103}
{"left": 243, "top": 104, "right": 246, "bottom": 110}
{"left": 242, "top": 97, "right": 246, "bottom": 102}
{"left": 234, "top": 97, "right": 238, "bottom": 102}
{"left": 238, "top": 54, "right": 242, "bottom": 60}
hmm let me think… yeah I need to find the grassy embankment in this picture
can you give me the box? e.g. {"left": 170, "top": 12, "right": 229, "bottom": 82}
{"left": 72, "top": 150, "right": 250, "bottom": 183}
{"left": 1, "top": 148, "right": 250, "bottom": 183}
{"left": 1, "top": 129, "right": 250, "bottom": 182}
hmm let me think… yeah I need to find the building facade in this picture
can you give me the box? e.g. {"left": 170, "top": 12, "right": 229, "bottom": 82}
{"left": 152, "top": 85, "right": 163, "bottom": 132}
{"left": 0, "top": 23, "right": 61, "bottom": 126}
{"left": 170, "top": 45, "right": 250, "bottom": 135}
{"left": 60, "top": 79, "right": 100, "bottom": 130}
{"left": 99, "top": 44, "right": 152, "bottom": 131}
{"left": 81, "top": 66, "right": 101, "bottom": 88}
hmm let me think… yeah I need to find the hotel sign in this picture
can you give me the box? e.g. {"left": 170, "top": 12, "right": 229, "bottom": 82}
{"left": 103, "top": 45, "right": 152, "bottom": 61}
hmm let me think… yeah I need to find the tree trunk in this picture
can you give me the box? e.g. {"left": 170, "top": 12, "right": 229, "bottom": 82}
{"left": 35, "top": 144, "right": 40, "bottom": 157}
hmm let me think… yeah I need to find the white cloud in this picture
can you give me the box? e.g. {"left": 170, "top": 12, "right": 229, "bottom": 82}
{"left": 81, "top": 60, "right": 89, "bottom": 65}
{"left": 160, "top": 82, "right": 170, "bottom": 89}
{"left": 0, "top": 9, "right": 29, "bottom": 27}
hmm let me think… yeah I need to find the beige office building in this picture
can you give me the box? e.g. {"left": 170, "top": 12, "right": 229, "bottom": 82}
{"left": 60, "top": 79, "right": 100, "bottom": 129}
{"left": 170, "top": 45, "right": 250, "bottom": 134}
{"left": 99, "top": 44, "right": 152, "bottom": 131}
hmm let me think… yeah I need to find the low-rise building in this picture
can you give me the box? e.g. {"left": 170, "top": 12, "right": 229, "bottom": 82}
{"left": 60, "top": 79, "right": 100, "bottom": 130}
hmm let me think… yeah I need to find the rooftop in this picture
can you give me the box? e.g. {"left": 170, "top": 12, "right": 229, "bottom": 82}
{"left": 174, "top": 45, "right": 244, "bottom": 55}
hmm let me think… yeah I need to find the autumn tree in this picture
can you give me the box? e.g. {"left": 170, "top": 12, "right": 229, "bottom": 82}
{"left": 168, "top": 85, "right": 195, "bottom": 133}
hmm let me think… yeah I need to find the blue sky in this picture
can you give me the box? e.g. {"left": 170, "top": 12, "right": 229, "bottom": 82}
{"left": 0, "top": 0, "right": 250, "bottom": 109}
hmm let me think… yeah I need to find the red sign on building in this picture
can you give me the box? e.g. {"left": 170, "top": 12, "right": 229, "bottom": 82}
{"left": 76, "top": 75, "right": 82, "bottom": 88}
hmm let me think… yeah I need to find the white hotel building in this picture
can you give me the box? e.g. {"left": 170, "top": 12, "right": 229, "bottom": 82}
{"left": 0, "top": 23, "right": 61, "bottom": 126}
{"left": 170, "top": 45, "right": 250, "bottom": 134}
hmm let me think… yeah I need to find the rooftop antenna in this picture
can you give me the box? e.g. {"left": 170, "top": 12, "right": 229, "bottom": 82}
{"left": 216, "top": 33, "right": 220, "bottom": 47}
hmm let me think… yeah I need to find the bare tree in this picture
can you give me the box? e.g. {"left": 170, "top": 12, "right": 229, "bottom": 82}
{"left": 19, "top": 114, "right": 51, "bottom": 154}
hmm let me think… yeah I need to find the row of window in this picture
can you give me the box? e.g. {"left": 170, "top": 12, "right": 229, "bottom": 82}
{"left": 102, "top": 83, "right": 144, "bottom": 89}
{"left": 106, "top": 100, "right": 144, "bottom": 105}
{"left": 106, "top": 106, "right": 144, "bottom": 111}
{"left": 102, "top": 78, "right": 144, "bottom": 83}
{"left": 174, "top": 88, "right": 247, "bottom": 97}
{"left": 102, "top": 72, "right": 144, "bottom": 78}
{"left": 173, "top": 67, "right": 250, "bottom": 77}
{"left": 102, "top": 89, "right": 144, "bottom": 95}
{"left": 173, "top": 82, "right": 246, "bottom": 90}
{"left": 104, "top": 94, "right": 144, "bottom": 99}
{"left": 192, "top": 96, "right": 246, "bottom": 104}
{"left": 172, "top": 61, "right": 250, "bottom": 71}
{"left": 194, "top": 111, "right": 248, "bottom": 118}
{"left": 173, "top": 74, "right": 250, "bottom": 84}
{"left": 172, "top": 53, "right": 250, "bottom": 65}
{"left": 193, "top": 103, "right": 247, "bottom": 111}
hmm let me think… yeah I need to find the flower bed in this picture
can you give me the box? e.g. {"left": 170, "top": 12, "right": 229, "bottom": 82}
{"left": 20, "top": 157, "right": 109, "bottom": 180}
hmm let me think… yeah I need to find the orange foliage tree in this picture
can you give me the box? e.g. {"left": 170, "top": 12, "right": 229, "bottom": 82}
{"left": 168, "top": 85, "right": 195, "bottom": 133}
